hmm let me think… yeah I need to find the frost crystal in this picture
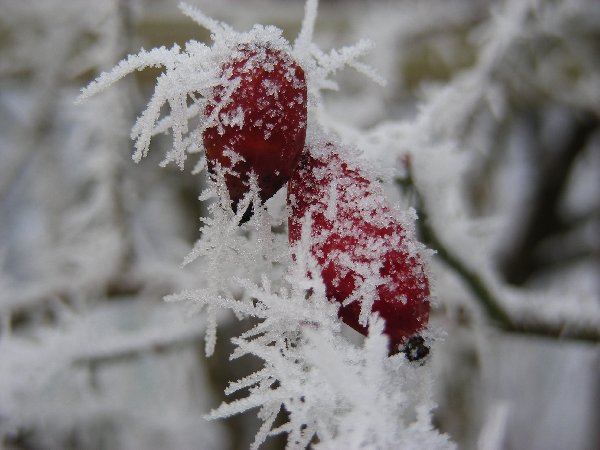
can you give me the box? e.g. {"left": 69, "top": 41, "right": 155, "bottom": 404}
{"left": 77, "top": 0, "right": 382, "bottom": 172}
{"left": 76, "top": 1, "right": 451, "bottom": 449}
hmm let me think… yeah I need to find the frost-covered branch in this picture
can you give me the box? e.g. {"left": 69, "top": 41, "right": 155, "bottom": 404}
{"left": 396, "top": 167, "right": 514, "bottom": 331}
{"left": 399, "top": 168, "right": 600, "bottom": 343}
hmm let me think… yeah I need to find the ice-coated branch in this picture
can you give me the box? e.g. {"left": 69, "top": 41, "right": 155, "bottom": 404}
{"left": 399, "top": 169, "right": 600, "bottom": 343}
{"left": 401, "top": 171, "right": 513, "bottom": 329}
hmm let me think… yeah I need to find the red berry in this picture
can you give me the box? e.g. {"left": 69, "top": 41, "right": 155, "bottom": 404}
{"left": 203, "top": 45, "right": 307, "bottom": 215}
{"left": 287, "top": 143, "right": 430, "bottom": 352}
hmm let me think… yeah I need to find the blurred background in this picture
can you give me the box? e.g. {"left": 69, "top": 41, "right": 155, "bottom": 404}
{"left": 1, "top": 0, "right": 599, "bottom": 449}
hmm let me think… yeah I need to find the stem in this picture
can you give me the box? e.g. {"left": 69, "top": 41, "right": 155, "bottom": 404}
{"left": 399, "top": 170, "right": 600, "bottom": 343}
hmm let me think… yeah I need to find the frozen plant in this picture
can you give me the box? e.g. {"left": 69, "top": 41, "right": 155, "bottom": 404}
{"left": 78, "top": 1, "right": 454, "bottom": 448}
{"left": 2, "top": 0, "right": 598, "bottom": 448}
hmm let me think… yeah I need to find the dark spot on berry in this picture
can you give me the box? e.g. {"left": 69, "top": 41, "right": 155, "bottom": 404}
{"left": 401, "top": 335, "right": 430, "bottom": 362}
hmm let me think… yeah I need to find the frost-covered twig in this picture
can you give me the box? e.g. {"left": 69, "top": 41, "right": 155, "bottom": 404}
{"left": 398, "top": 167, "right": 513, "bottom": 330}
{"left": 399, "top": 169, "right": 600, "bottom": 343}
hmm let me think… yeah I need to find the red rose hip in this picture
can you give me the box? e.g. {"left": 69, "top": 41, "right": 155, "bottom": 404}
{"left": 203, "top": 45, "right": 307, "bottom": 217}
{"left": 287, "top": 142, "right": 430, "bottom": 355}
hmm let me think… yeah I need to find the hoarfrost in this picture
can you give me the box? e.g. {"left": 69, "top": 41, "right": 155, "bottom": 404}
{"left": 51, "top": 0, "right": 600, "bottom": 448}
{"left": 78, "top": 1, "right": 382, "bottom": 173}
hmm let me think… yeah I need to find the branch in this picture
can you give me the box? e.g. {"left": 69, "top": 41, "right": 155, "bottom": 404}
{"left": 72, "top": 325, "right": 205, "bottom": 367}
{"left": 0, "top": 267, "right": 185, "bottom": 331}
{"left": 398, "top": 171, "right": 514, "bottom": 330}
{"left": 398, "top": 168, "right": 600, "bottom": 343}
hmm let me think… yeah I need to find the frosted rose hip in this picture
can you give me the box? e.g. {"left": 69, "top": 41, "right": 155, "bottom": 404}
{"left": 203, "top": 45, "right": 307, "bottom": 216}
{"left": 287, "top": 143, "right": 430, "bottom": 353}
